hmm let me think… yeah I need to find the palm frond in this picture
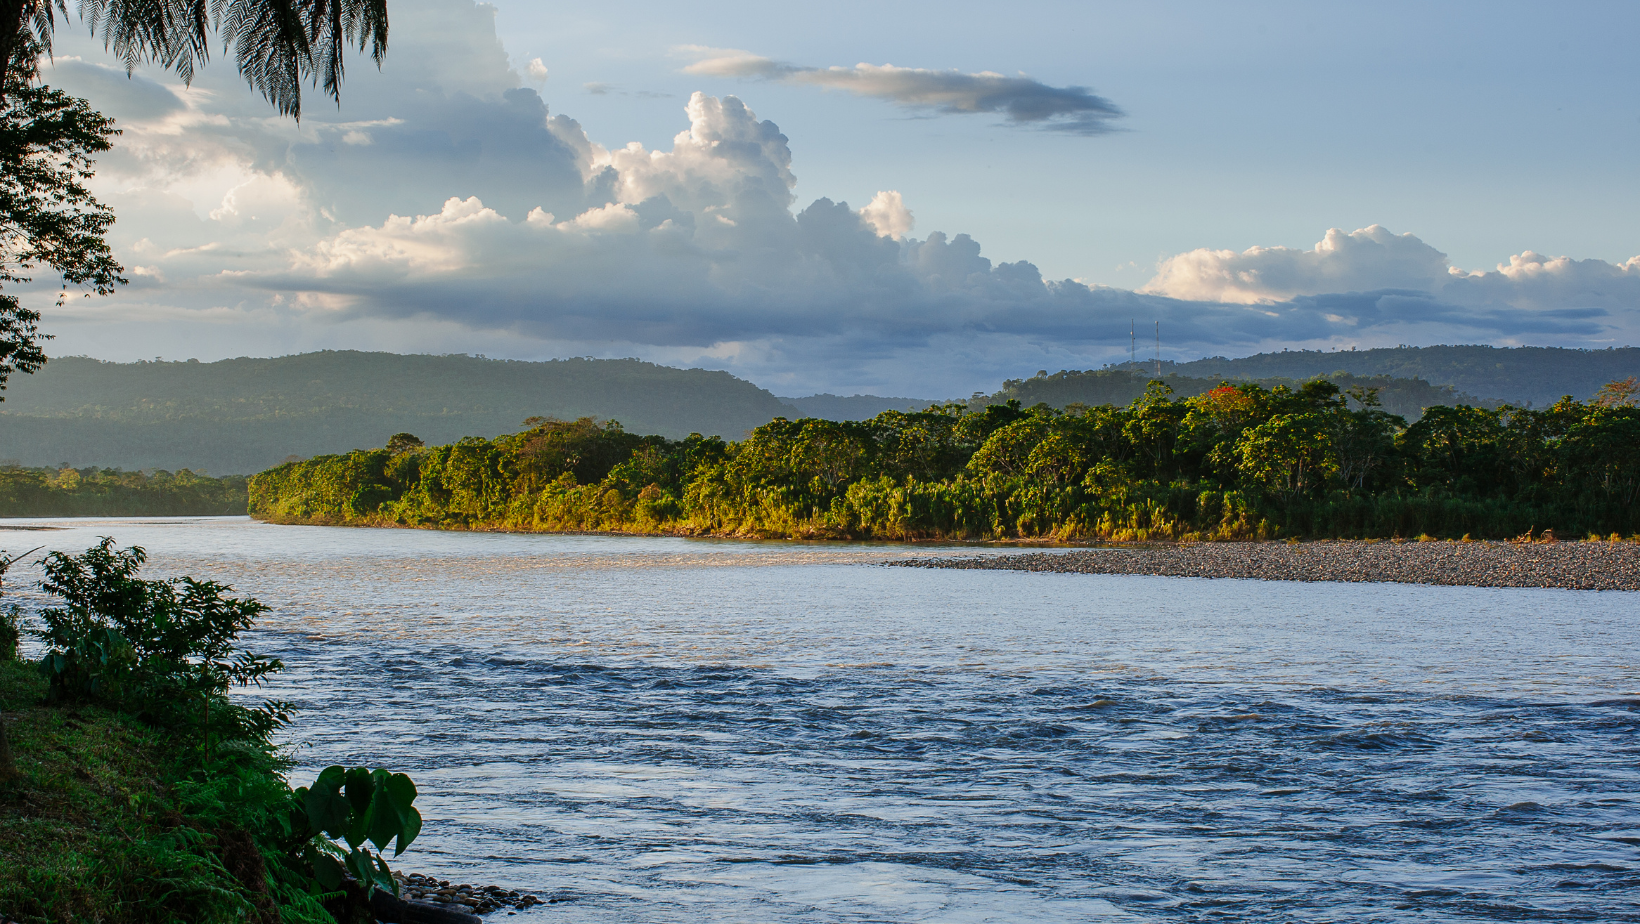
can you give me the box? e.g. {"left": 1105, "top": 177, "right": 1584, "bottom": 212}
{"left": 73, "top": 0, "right": 387, "bottom": 119}
{"left": 78, "top": 0, "right": 212, "bottom": 85}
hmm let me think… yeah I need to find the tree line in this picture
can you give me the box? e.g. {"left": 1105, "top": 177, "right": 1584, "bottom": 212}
{"left": 0, "top": 466, "right": 249, "bottom": 517}
{"left": 249, "top": 378, "right": 1640, "bottom": 541}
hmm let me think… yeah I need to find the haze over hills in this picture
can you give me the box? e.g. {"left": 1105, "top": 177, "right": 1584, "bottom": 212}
{"left": 1162, "top": 345, "right": 1640, "bottom": 407}
{"left": 0, "top": 352, "right": 793, "bottom": 474}
{"left": 1, "top": 344, "right": 1631, "bottom": 475}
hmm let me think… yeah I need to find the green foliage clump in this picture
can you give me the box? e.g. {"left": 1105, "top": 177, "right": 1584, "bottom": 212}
{"left": 1, "top": 540, "right": 425, "bottom": 922}
{"left": 250, "top": 383, "right": 1640, "bottom": 541}
{"left": 35, "top": 538, "right": 286, "bottom": 740}
{"left": 0, "top": 465, "right": 248, "bottom": 517}
{"left": 295, "top": 766, "right": 422, "bottom": 900}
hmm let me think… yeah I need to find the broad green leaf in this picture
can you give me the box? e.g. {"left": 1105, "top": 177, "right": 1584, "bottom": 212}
{"left": 302, "top": 784, "right": 351, "bottom": 838}
{"left": 384, "top": 771, "right": 418, "bottom": 807}
{"left": 367, "top": 788, "right": 401, "bottom": 852}
{"left": 394, "top": 805, "right": 422, "bottom": 856}
{"left": 312, "top": 852, "right": 344, "bottom": 891}
{"left": 314, "top": 765, "right": 346, "bottom": 793}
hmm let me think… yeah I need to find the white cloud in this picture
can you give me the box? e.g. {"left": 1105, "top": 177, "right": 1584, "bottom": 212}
{"left": 859, "top": 191, "right": 913, "bottom": 240}
{"left": 679, "top": 46, "right": 1123, "bottom": 135}
{"left": 1142, "top": 226, "right": 1452, "bottom": 304}
{"left": 526, "top": 58, "right": 549, "bottom": 81}
{"left": 1141, "top": 226, "right": 1640, "bottom": 340}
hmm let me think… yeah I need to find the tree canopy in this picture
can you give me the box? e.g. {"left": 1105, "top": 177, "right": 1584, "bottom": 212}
{"left": 250, "top": 381, "right": 1640, "bottom": 541}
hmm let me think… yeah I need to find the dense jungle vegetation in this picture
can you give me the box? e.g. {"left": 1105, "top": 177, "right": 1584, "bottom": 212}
{"left": 0, "top": 467, "right": 248, "bottom": 517}
{"left": 249, "top": 378, "right": 1640, "bottom": 542}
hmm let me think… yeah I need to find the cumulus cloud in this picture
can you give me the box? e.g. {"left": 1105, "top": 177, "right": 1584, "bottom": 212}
{"left": 20, "top": 0, "right": 1640, "bottom": 397}
{"left": 680, "top": 46, "right": 1123, "bottom": 135}
{"left": 1143, "top": 226, "right": 1453, "bottom": 304}
{"left": 1142, "top": 225, "right": 1640, "bottom": 342}
{"left": 859, "top": 191, "right": 913, "bottom": 240}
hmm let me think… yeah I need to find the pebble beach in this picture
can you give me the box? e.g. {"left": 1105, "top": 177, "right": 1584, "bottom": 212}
{"left": 893, "top": 540, "right": 1640, "bottom": 591}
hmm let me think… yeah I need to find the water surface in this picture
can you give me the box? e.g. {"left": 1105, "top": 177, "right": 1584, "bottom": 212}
{"left": 4, "top": 517, "right": 1637, "bottom": 922}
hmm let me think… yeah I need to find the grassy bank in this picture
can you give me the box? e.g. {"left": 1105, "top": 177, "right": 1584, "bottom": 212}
{"left": 0, "top": 659, "right": 302, "bottom": 921}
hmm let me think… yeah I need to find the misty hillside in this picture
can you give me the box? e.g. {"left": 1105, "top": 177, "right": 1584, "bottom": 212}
{"left": 778, "top": 394, "right": 947, "bottom": 420}
{"left": 1163, "top": 345, "right": 1640, "bottom": 406}
{"left": 0, "top": 352, "right": 791, "bottom": 474}
{"left": 982, "top": 370, "right": 1491, "bottom": 421}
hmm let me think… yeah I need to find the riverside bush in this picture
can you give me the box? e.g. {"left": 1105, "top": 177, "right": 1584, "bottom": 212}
{"left": 249, "top": 381, "right": 1640, "bottom": 541}
{"left": 1, "top": 539, "right": 427, "bottom": 922}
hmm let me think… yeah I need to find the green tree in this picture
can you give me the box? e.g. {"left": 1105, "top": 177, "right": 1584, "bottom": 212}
{"left": 0, "top": 48, "right": 120, "bottom": 395}
{"left": 1235, "top": 412, "right": 1336, "bottom": 502}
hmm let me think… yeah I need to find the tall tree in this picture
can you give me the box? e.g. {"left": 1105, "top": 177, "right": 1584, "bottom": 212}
{"left": 0, "top": 45, "right": 120, "bottom": 395}
{"left": 0, "top": 0, "right": 389, "bottom": 119}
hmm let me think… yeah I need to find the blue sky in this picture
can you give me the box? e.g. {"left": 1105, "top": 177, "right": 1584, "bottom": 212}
{"left": 20, "top": 0, "right": 1640, "bottom": 396}
{"left": 495, "top": 0, "right": 1640, "bottom": 284}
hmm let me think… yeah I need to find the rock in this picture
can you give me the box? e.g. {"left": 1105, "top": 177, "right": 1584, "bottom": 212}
{"left": 888, "top": 539, "right": 1640, "bottom": 591}
{"left": 371, "top": 888, "right": 482, "bottom": 924}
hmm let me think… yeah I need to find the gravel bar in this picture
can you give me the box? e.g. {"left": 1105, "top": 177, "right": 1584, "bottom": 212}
{"left": 890, "top": 540, "right": 1640, "bottom": 591}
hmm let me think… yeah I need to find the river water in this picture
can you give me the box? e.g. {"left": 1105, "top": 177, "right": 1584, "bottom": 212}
{"left": 4, "top": 517, "right": 1638, "bottom": 922}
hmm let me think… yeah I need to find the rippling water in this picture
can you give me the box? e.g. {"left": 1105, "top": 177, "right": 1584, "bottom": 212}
{"left": 4, "top": 517, "right": 1639, "bottom": 922}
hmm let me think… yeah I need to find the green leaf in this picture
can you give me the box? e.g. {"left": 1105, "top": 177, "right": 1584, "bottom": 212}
{"left": 343, "top": 767, "right": 376, "bottom": 848}
{"left": 314, "top": 765, "right": 346, "bottom": 793}
{"left": 384, "top": 771, "right": 418, "bottom": 807}
{"left": 302, "top": 784, "right": 350, "bottom": 838}
{"left": 395, "top": 805, "right": 422, "bottom": 857}
{"left": 311, "top": 852, "right": 344, "bottom": 891}
{"left": 343, "top": 849, "right": 372, "bottom": 884}
{"left": 374, "top": 852, "right": 399, "bottom": 896}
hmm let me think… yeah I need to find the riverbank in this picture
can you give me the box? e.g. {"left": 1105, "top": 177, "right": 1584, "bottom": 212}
{"left": 0, "top": 659, "right": 312, "bottom": 923}
{"left": 891, "top": 539, "right": 1640, "bottom": 590}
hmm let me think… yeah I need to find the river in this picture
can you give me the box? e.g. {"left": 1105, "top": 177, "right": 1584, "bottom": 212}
{"left": 4, "top": 516, "right": 1638, "bottom": 922}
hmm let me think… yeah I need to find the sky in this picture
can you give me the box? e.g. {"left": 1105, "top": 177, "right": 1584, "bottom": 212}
{"left": 18, "top": 0, "right": 1640, "bottom": 397}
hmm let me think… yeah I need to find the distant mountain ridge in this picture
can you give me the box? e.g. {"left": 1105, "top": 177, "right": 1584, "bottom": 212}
{"left": 1160, "top": 345, "right": 1640, "bottom": 406}
{"left": 981, "top": 370, "right": 1490, "bottom": 422}
{"left": 0, "top": 352, "right": 792, "bottom": 474}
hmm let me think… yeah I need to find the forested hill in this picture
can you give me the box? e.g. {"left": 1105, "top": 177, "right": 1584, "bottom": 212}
{"left": 0, "top": 352, "right": 792, "bottom": 474}
{"left": 984, "top": 371, "right": 1489, "bottom": 422}
{"left": 1164, "top": 345, "right": 1640, "bottom": 407}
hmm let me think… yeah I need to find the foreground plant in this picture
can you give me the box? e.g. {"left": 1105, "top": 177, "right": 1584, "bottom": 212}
{"left": 295, "top": 765, "right": 423, "bottom": 899}
{"left": 6, "top": 538, "right": 430, "bottom": 921}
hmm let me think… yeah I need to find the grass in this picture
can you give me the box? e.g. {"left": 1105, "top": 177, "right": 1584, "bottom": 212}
{"left": 0, "top": 659, "right": 333, "bottom": 923}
